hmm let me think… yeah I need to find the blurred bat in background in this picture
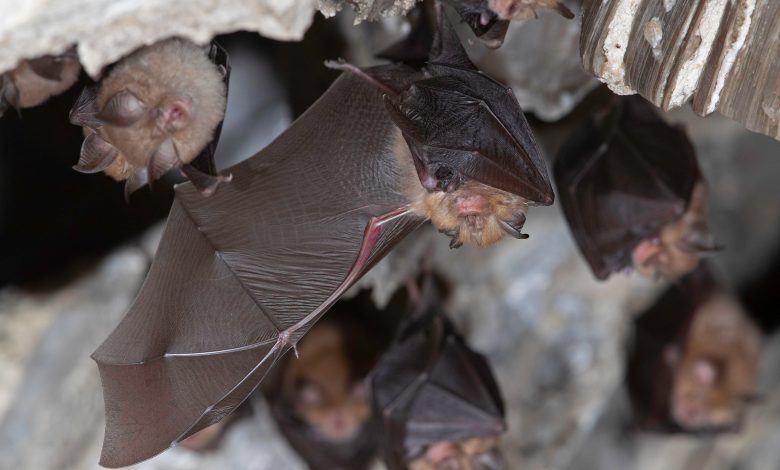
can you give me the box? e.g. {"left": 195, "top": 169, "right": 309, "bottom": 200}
{"left": 443, "top": 0, "right": 510, "bottom": 49}
{"left": 554, "top": 96, "right": 717, "bottom": 281}
{"left": 91, "top": 7, "right": 549, "bottom": 467}
{"left": 370, "top": 275, "right": 507, "bottom": 470}
{"left": 69, "top": 39, "right": 230, "bottom": 199}
{"left": 0, "top": 48, "right": 81, "bottom": 116}
{"left": 262, "top": 290, "right": 404, "bottom": 470}
{"left": 627, "top": 267, "right": 763, "bottom": 433}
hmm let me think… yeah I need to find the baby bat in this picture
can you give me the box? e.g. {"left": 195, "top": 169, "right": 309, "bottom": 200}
{"left": 91, "top": 9, "right": 546, "bottom": 468}
{"left": 627, "top": 268, "right": 763, "bottom": 433}
{"left": 0, "top": 49, "right": 81, "bottom": 116}
{"left": 370, "top": 279, "right": 507, "bottom": 470}
{"left": 554, "top": 96, "right": 717, "bottom": 281}
{"left": 488, "top": 0, "right": 573, "bottom": 21}
{"left": 69, "top": 38, "right": 229, "bottom": 199}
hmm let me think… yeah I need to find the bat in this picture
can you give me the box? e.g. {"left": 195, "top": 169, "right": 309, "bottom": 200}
{"left": 443, "top": 0, "right": 510, "bottom": 49}
{"left": 0, "top": 48, "right": 81, "bottom": 116}
{"left": 369, "top": 276, "right": 507, "bottom": 470}
{"left": 91, "top": 8, "right": 548, "bottom": 467}
{"left": 627, "top": 267, "right": 763, "bottom": 433}
{"left": 378, "top": 4, "right": 436, "bottom": 67}
{"left": 69, "top": 38, "right": 230, "bottom": 199}
{"left": 554, "top": 96, "right": 717, "bottom": 281}
{"left": 488, "top": 0, "right": 574, "bottom": 21}
{"left": 263, "top": 290, "right": 403, "bottom": 469}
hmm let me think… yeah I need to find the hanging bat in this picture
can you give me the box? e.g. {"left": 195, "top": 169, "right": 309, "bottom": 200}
{"left": 370, "top": 277, "right": 507, "bottom": 470}
{"left": 69, "top": 38, "right": 230, "bottom": 199}
{"left": 627, "top": 267, "right": 763, "bottom": 433}
{"left": 442, "top": 0, "right": 510, "bottom": 49}
{"left": 91, "top": 8, "right": 549, "bottom": 468}
{"left": 263, "top": 290, "right": 402, "bottom": 469}
{"left": 0, "top": 48, "right": 81, "bottom": 117}
{"left": 554, "top": 96, "right": 717, "bottom": 281}
{"left": 488, "top": 0, "right": 573, "bottom": 21}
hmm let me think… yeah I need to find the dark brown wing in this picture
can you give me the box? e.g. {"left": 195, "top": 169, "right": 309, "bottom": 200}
{"left": 91, "top": 72, "right": 426, "bottom": 468}
{"left": 370, "top": 306, "right": 505, "bottom": 469}
{"left": 554, "top": 96, "right": 701, "bottom": 279}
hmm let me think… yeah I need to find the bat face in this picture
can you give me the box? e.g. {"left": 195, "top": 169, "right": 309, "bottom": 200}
{"left": 668, "top": 293, "right": 762, "bottom": 431}
{"left": 284, "top": 322, "right": 371, "bottom": 443}
{"left": 409, "top": 437, "right": 505, "bottom": 470}
{"left": 0, "top": 50, "right": 81, "bottom": 115}
{"left": 488, "top": 0, "right": 574, "bottom": 21}
{"left": 445, "top": 0, "right": 510, "bottom": 49}
{"left": 70, "top": 38, "right": 228, "bottom": 198}
{"left": 632, "top": 183, "right": 715, "bottom": 280}
{"left": 354, "top": 7, "right": 553, "bottom": 247}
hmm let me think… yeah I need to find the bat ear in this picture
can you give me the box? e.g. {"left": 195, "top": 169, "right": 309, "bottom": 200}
{"left": 98, "top": 89, "right": 146, "bottom": 127}
{"left": 553, "top": 1, "right": 575, "bottom": 19}
{"left": 124, "top": 168, "right": 149, "bottom": 202}
{"left": 70, "top": 85, "right": 103, "bottom": 130}
{"left": 157, "top": 95, "right": 193, "bottom": 132}
{"left": 148, "top": 138, "right": 180, "bottom": 181}
{"left": 430, "top": 3, "right": 477, "bottom": 70}
{"left": 1, "top": 75, "right": 20, "bottom": 111}
{"left": 27, "top": 56, "right": 66, "bottom": 81}
{"left": 677, "top": 222, "right": 720, "bottom": 254}
{"left": 73, "top": 132, "right": 119, "bottom": 173}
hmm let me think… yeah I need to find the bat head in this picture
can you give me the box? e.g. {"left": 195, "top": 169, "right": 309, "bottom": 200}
{"left": 409, "top": 436, "right": 505, "bottom": 469}
{"left": 488, "top": 0, "right": 574, "bottom": 21}
{"left": 632, "top": 183, "right": 717, "bottom": 280}
{"left": 446, "top": 0, "right": 510, "bottom": 49}
{"left": 383, "top": 8, "right": 553, "bottom": 206}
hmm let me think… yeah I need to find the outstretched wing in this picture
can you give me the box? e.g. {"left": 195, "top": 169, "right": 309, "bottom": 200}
{"left": 92, "top": 72, "right": 426, "bottom": 468}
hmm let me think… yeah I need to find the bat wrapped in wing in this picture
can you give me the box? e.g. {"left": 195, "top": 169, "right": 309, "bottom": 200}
{"left": 627, "top": 266, "right": 763, "bottom": 433}
{"left": 554, "top": 96, "right": 716, "bottom": 281}
{"left": 92, "top": 9, "right": 550, "bottom": 467}
{"left": 370, "top": 279, "right": 507, "bottom": 470}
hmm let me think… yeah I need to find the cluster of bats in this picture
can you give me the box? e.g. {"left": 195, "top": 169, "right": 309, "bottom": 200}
{"left": 0, "top": 0, "right": 767, "bottom": 468}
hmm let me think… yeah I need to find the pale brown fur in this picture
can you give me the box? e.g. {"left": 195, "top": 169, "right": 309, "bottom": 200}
{"left": 397, "top": 131, "right": 530, "bottom": 247}
{"left": 98, "top": 38, "right": 226, "bottom": 181}
{"left": 633, "top": 182, "right": 711, "bottom": 280}
{"left": 281, "top": 322, "right": 370, "bottom": 443}
{"left": 488, "top": 0, "right": 574, "bottom": 21}
{"left": 410, "top": 436, "right": 501, "bottom": 470}
{"left": 8, "top": 58, "right": 81, "bottom": 108}
{"left": 669, "top": 293, "right": 763, "bottom": 430}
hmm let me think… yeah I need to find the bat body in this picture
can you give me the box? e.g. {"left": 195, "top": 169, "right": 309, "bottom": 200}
{"left": 370, "top": 286, "right": 506, "bottom": 470}
{"left": 70, "top": 39, "right": 229, "bottom": 198}
{"left": 344, "top": 6, "right": 553, "bottom": 248}
{"left": 0, "top": 50, "right": 81, "bottom": 116}
{"left": 92, "top": 11, "right": 547, "bottom": 467}
{"left": 554, "top": 96, "right": 715, "bottom": 281}
{"left": 627, "top": 269, "right": 763, "bottom": 432}
{"left": 488, "top": 0, "right": 574, "bottom": 21}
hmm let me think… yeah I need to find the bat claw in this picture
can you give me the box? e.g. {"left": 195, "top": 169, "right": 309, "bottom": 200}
{"left": 449, "top": 237, "right": 463, "bottom": 249}
{"left": 498, "top": 216, "right": 529, "bottom": 239}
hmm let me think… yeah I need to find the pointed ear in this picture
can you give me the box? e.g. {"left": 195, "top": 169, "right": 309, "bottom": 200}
{"left": 158, "top": 96, "right": 193, "bottom": 132}
{"left": 1, "top": 75, "right": 20, "bottom": 110}
{"left": 70, "top": 85, "right": 103, "bottom": 130}
{"left": 98, "top": 89, "right": 146, "bottom": 127}
{"left": 73, "top": 132, "right": 119, "bottom": 173}
{"left": 148, "top": 138, "right": 180, "bottom": 181}
{"left": 430, "top": 3, "right": 476, "bottom": 70}
{"left": 124, "top": 168, "right": 149, "bottom": 202}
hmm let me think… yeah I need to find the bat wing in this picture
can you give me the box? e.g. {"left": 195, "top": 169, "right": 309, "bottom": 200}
{"left": 554, "top": 97, "right": 700, "bottom": 279}
{"left": 371, "top": 310, "right": 505, "bottom": 469}
{"left": 92, "top": 72, "right": 426, "bottom": 468}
